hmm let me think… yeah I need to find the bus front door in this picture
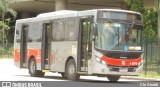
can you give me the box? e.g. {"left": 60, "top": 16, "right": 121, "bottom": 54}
{"left": 41, "top": 23, "right": 52, "bottom": 70}
{"left": 78, "top": 18, "right": 92, "bottom": 72}
{"left": 20, "top": 25, "right": 28, "bottom": 68}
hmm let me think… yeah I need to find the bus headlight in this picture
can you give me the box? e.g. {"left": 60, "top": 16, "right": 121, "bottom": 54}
{"left": 96, "top": 57, "right": 101, "bottom": 62}
{"left": 96, "top": 57, "right": 106, "bottom": 66}
{"left": 138, "top": 60, "right": 143, "bottom": 67}
{"left": 101, "top": 60, "right": 106, "bottom": 66}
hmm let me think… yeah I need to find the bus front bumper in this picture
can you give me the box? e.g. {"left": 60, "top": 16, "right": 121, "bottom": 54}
{"left": 92, "top": 61, "right": 143, "bottom": 76}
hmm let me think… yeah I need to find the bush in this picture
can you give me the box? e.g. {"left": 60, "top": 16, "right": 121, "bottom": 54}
{"left": 0, "top": 43, "right": 14, "bottom": 58}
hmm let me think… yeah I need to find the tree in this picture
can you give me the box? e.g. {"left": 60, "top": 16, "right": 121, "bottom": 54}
{"left": 143, "top": 8, "right": 158, "bottom": 37}
{"left": 125, "top": 0, "right": 158, "bottom": 37}
{"left": 124, "top": 0, "right": 145, "bottom": 13}
{"left": 0, "top": 0, "right": 17, "bottom": 44}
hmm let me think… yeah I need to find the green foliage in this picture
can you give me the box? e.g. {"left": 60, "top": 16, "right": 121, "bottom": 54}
{"left": 0, "top": 0, "right": 17, "bottom": 19}
{"left": 0, "top": 45, "right": 6, "bottom": 54}
{"left": 0, "top": 43, "right": 14, "bottom": 58}
{"left": 0, "top": 20, "right": 10, "bottom": 30}
{"left": 0, "top": 0, "right": 17, "bottom": 43}
{"left": 124, "top": 0, "right": 145, "bottom": 13}
{"left": 125, "top": 0, "right": 158, "bottom": 37}
{"left": 143, "top": 8, "right": 158, "bottom": 37}
{"left": 0, "top": 18, "right": 12, "bottom": 43}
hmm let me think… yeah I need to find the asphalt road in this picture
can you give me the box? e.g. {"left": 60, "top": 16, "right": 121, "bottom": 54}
{"left": 0, "top": 59, "right": 158, "bottom": 87}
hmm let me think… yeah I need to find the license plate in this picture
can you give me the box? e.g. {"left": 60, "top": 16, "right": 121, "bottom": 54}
{"left": 119, "top": 68, "right": 128, "bottom": 73}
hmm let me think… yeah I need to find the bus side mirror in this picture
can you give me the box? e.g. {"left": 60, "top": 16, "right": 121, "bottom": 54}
{"left": 125, "top": 34, "right": 129, "bottom": 41}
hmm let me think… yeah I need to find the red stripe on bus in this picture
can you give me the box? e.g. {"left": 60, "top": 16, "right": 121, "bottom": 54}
{"left": 50, "top": 53, "right": 54, "bottom": 64}
{"left": 14, "top": 49, "right": 20, "bottom": 62}
{"left": 14, "top": 49, "right": 41, "bottom": 64}
{"left": 14, "top": 49, "right": 55, "bottom": 64}
{"left": 101, "top": 56, "right": 142, "bottom": 66}
{"left": 26, "top": 49, "right": 41, "bottom": 64}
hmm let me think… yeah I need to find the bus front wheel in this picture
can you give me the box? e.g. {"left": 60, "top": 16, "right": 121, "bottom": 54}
{"left": 66, "top": 59, "right": 80, "bottom": 81}
{"left": 107, "top": 75, "right": 121, "bottom": 82}
{"left": 29, "top": 58, "right": 45, "bottom": 77}
{"left": 60, "top": 72, "right": 67, "bottom": 79}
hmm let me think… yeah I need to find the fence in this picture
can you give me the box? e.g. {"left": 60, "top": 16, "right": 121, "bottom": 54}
{"left": 0, "top": 43, "right": 14, "bottom": 59}
{"left": 143, "top": 37, "right": 160, "bottom": 77}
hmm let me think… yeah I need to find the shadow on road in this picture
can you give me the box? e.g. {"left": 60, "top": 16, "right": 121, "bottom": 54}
{"left": 14, "top": 75, "right": 146, "bottom": 87}
{"left": 14, "top": 75, "right": 137, "bottom": 84}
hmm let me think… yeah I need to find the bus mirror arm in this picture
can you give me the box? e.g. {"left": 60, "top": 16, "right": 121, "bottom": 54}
{"left": 92, "top": 22, "right": 98, "bottom": 35}
{"left": 91, "top": 22, "right": 98, "bottom": 41}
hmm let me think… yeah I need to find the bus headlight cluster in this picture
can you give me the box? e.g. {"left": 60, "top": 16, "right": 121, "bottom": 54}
{"left": 138, "top": 60, "right": 143, "bottom": 67}
{"left": 96, "top": 57, "right": 101, "bottom": 62}
{"left": 96, "top": 57, "right": 106, "bottom": 66}
{"left": 101, "top": 60, "right": 106, "bottom": 66}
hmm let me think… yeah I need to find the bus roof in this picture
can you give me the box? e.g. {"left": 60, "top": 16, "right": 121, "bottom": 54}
{"left": 37, "top": 10, "right": 78, "bottom": 18}
{"left": 96, "top": 9, "right": 141, "bottom": 14}
{"left": 36, "top": 9, "right": 140, "bottom": 18}
{"left": 16, "top": 9, "right": 141, "bottom": 23}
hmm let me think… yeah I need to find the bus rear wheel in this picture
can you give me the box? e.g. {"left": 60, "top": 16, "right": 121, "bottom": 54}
{"left": 107, "top": 75, "right": 121, "bottom": 82}
{"left": 66, "top": 59, "right": 80, "bottom": 81}
{"left": 29, "top": 58, "right": 45, "bottom": 77}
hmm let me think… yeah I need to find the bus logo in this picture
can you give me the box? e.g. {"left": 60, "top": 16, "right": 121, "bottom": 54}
{"left": 122, "top": 61, "right": 126, "bottom": 65}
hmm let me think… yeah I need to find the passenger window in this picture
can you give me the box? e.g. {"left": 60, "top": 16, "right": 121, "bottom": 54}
{"left": 65, "top": 18, "right": 78, "bottom": 41}
{"left": 52, "top": 19, "right": 65, "bottom": 41}
{"left": 28, "top": 22, "right": 42, "bottom": 42}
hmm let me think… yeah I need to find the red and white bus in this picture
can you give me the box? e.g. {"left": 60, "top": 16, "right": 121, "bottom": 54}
{"left": 14, "top": 9, "right": 143, "bottom": 81}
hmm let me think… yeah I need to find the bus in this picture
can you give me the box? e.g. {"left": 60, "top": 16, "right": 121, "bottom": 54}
{"left": 14, "top": 9, "right": 143, "bottom": 82}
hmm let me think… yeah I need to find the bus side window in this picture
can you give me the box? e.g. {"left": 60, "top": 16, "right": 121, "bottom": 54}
{"left": 65, "top": 18, "right": 78, "bottom": 41}
{"left": 52, "top": 19, "right": 65, "bottom": 41}
{"left": 16, "top": 30, "right": 21, "bottom": 43}
{"left": 28, "top": 22, "right": 42, "bottom": 42}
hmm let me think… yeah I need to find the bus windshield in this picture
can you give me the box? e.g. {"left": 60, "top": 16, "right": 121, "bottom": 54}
{"left": 95, "top": 21, "right": 143, "bottom": 51}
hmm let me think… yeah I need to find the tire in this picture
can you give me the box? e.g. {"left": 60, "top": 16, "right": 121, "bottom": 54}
{"left": 29, "top": 58, "right": 45, "bottom": 77}
{"left": 61, "top": 72, "right": 67, "bottom": 79}
{"left": 107, "top": 75, "right": 121, "bottom": 82}
{"left": 66, "top": 59, "right": 80, "bottom": 81}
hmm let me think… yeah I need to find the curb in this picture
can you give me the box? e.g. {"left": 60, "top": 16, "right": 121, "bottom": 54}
{"left": 121, "top": 76, "right": 160, "bottom": 81}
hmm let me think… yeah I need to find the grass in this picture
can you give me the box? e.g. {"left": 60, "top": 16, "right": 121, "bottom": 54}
{"left": 0, "top": 54, "right": 13, "bottom": 59}
{"left": 139, "top": 70, "right": 160, "bottom": 78}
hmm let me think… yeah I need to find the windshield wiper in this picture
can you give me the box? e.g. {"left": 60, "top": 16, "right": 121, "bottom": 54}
{"left": 125, "top": 23, "right": 135, "bottom": 42}
{"left": 127, "top": 23, "right": 134, "bottom": 34}
{"left": 116, "top": 27, "right": 120, "bottom": 45}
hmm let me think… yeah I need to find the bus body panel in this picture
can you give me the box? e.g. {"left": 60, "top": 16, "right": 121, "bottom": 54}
{"left": 50, "top": 41, "right": 78, "bottom": 72}
{"left": 26, "top": 42, "right": 42, "bottom": 70}
{"left": 14, "top": 23, "right": 21, "bottom": 68}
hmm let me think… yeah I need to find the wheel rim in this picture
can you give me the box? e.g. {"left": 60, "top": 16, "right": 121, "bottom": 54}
{"left": 30, "top": 60, "right": 36, "bottom": 73}
{"left": 68, "top": 64, "right": 75, "bottom": 76}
